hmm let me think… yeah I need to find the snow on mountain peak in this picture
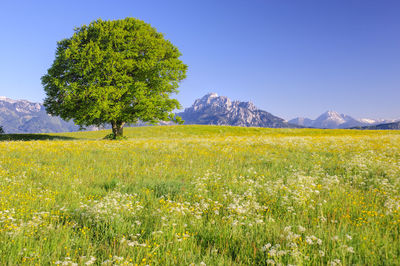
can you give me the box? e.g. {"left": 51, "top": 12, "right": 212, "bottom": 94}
{"left": 323, "top": 110, "right": 342, "bottom": 118}
{"left": 290, "top": 110, "right": 399, "bottom": 129}
{"left": 359, "top": 118, "right": 376, "bottom": 124}
{"left": 317, "top": 110, "right": 346, "bottom": 123}
{"left": 206, "top": 92, "right": 219, "bottom": 98}
{"left": 0, "top": 96, "right": 17, "bottom": 104}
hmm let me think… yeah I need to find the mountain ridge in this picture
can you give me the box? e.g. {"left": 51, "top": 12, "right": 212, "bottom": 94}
{"left": 0, "top": 96, "right": 79, "bottom": 133}
{"left": 350, "top": 121, "right": 400, "bottom": 130}
{"left": 289, "top": 111, "right": 397, "bottom": 129}
{"left": 1, "top": 94, "right": 398, "bottom": 133}
{"left": 177, "top": 93, "right": 300, "bottom": 128}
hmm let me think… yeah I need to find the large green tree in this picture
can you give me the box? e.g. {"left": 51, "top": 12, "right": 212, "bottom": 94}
{"left": 42, "top": 18, "right": 187, "bottom": 138}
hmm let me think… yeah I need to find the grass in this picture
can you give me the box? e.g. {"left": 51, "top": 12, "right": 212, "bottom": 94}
{"left": 0, "top": 133, "right": 75, "bottom": 141}
{"left": 0, "top": 125, "right": 399, "bottom": 265}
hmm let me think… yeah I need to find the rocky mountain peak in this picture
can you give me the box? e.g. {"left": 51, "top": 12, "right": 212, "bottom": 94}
{"left": 189, "top": 92, "right": 232, "bottom": 112}
{"left": 238, "top": 101, "right": 257, "bottom": 112}
{"left": 0, "top": 97, "right": 42, "bottom": 113}
{"left": 0, "top": 97, "right": 78, "bottom": 133}
{"left": 318, "top": 110, "right": 345, "bottom": 121}
{"left": 205, "top": 92, "right": 219, "bottom": 98}
{"left": 0, "top": 96, "right": 17, "bottom": 104}
{"left": 179, "top": 93, "right": 297, "bottom": 128}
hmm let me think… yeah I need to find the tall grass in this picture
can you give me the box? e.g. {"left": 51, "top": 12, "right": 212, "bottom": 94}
{"left": 0, "top": 126, "right": 399, "bottom": 265}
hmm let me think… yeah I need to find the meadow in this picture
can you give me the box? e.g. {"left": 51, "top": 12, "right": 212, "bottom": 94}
{"left": 0, "top": 126, "right": 399, "bottom": 265}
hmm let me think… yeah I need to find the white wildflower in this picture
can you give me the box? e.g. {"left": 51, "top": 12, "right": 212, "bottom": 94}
{"left": 269, "top": 248, "right": 277, "bottom": 257}
{"left": 298, "top": 225, "right": 306, "bottom": 232}
{"left": 329, "top": 259, "right": 342, "bottom": 266}
{"left": 85, "top": 256, "right": 96, "bottom": 265}
{"left": 262, "top": 243, "right": 272, "bottom": 251}
{"left": 113, "top": 256, "right": 124, "bottom": 261}
{"left": 277, "top": 250, "right": 287, "bottom": 256}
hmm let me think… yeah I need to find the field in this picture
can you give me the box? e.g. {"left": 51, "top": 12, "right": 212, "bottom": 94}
{"left": 0, "top": 126, "right": 399, "bottom": 265}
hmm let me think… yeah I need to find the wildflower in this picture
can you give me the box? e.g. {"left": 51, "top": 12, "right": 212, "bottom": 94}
{"left": 269, "top": 248, "right": 277, "bottom": 257}
{"left": 298, "top": 225, "right": 306, "bottom": 232}
{"left": 329, "top": 259, "right": 342, "bottom": 266}
{"left": 262, "top": 243, "right": 272, "bottom": 251}
{"left": 277, "top": 250, "right": 287, "bottom": 256}
{"left": 284, "top": 226, "right": 292, "bottom": 232}
{"left": 85, "top": 256, "right": 96, "bottom": 265}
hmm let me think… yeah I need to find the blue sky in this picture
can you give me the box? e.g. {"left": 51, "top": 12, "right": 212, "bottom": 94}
{"left": 0, "top": 0, "right": 399, "bottom": 120}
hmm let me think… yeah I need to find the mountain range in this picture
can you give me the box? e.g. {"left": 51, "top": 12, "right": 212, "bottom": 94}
{"left": 0, "top": 96, "right": 79, "bottom": 134}
{"left": 289, "top": 111, "right": 396, "bottom": 129}
{"left": 0, "top": 94, "right": 398, "bottom": 133}
{"left": 350, "top": 121, "right": 400, "bottom": 130}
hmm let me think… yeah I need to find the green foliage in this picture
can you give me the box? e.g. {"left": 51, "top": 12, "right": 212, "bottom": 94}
{"left": 42, "top": 18, "right": 187, "bottom": 137}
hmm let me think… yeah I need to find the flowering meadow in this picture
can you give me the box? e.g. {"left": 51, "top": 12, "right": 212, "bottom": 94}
{"left": 0, "top": 126, "right": 399, "bottom": 265}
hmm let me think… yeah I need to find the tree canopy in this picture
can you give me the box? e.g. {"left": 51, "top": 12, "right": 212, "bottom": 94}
{"left": 42, "top": 18, "right": 187, "bottom": 137}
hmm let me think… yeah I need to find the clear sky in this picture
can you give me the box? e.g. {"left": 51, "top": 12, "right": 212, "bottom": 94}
{"left": 0, "top": 0, "right": 399, "bottom": 120}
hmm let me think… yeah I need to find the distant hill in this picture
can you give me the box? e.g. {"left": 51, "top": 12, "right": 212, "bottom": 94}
{"left": 350, "top": 121, "right": 400, "bottom": 130}
{"left": 0, "top": 96, "right": 79, "bottom": 134}
{"left": 289, "top": 111, "right": 396, "bottom": 129}
{"left": 177, "top": 93, "right": 300, "bottom": 128}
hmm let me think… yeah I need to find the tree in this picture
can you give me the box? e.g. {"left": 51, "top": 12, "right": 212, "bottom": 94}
{"left": 42, "top": 18, "right": 187, "bottom": 138}
{"left": 0, "top": 126, "right": 4, "bottom": 134}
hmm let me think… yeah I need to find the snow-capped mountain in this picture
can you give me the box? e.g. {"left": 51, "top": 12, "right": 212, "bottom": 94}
{"left": 178, "top": 93, "right": 300, "bottom": 128}
{"left": 358, "top": 118, "right": 397, "bottom": 125}
{"left": 2, "top": 95, "right": 398, "bottom": 133}
{"left": 0, "top": 96, "right": 79, "bottom": 133}
{"left": 289, "top": 111, "right": 397, "bottom": 129}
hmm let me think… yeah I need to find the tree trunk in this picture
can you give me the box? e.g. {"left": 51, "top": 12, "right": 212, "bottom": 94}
{"left": 111, "top": 121, "right": 125, "bottom": 138}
